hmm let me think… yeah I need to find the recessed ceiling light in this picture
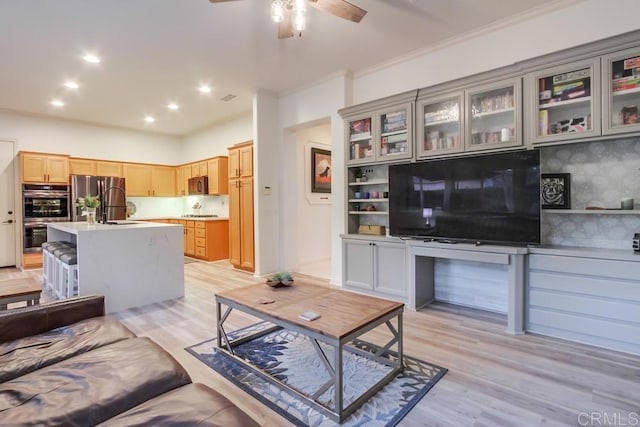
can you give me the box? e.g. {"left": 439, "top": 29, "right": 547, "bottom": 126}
{"left": 198, "top": 85, "right": 211, "bottom": 94}
{"left": 83, "top": 54, "right": 101, "bottom": 64}
{"left": 144, "top": 116, "right": 155, "bottom": 123}
{"left": 50, "top": 99, "right": 65, "bottom": 107}
{"left": 63, "top": 81, "right": 79, "bottom": 90}
{"left": 167, "top": 103, "right": 179, "bottom": 111}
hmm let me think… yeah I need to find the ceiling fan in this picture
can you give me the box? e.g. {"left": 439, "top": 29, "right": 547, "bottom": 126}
{"left": 209, "top": 0, "right": 367, "bottom": 38}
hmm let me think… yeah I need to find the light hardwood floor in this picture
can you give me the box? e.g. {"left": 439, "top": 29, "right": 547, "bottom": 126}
{"left": 1, "top": 263, "right": 639, "bottom": 426}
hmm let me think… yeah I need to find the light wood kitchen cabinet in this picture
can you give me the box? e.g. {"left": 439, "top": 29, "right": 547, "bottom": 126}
{"left": 176, "top": 165, "right": 191, "bottom": 196}
{"left": 185, "top": 221, "right": 196, "bottom": 256}
{"left": 191, "top": 161, "right": 207, "bottom": 177}
{"left": 228, "top": 142, "right": 254, "bottom": 271}
{"left": 207, "top": 156, "right": 229, "bottom": 195}
{"left": 69, "top": 158, "right": 96, "bottom": 176}
{"left": 95, "top": 161, "right": 123, "bottom": 177}
{"left": 123, "top": 164, "right": 152, "bottom": 196}
{"left": 229, "top": 141, "right": 253, "bottom": 179}
{"left": 193, "top": 220, "right": 229, "bottom": 261}
{"left": 21, "top": 152, "right": 69, "bottom": 184}
{"left": 69, "top": 158, "right": 123, "bottom": 177}
{"left": 151, "top": 166, "right": 176, "bottom": 196}
{"left": 123, "top": 163, "right": 175, "bottom": 196}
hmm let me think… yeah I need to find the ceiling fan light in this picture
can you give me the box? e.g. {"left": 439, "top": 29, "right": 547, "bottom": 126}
{"left": 271, "top": 0, "right": 284, "bottom": 23}
{"left": 293, "top": 0, "right": 306, "bottom": 14}
{"left": 294, "top": 11, "right": 306, "bottom": 31}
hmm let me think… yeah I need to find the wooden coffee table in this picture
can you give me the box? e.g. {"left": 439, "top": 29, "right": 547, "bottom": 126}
{"left": 215, "top": 282, "right": 404, "bottom": 422}
{"left": 0, "top": 278, "right": 42, "bottom": 310}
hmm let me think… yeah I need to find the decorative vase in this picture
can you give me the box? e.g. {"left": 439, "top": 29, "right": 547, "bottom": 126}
{"left": 86, "top": 208, "right": 97, "bottom": 225}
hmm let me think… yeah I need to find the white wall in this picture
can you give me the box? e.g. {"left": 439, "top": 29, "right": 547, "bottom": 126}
{"left": 0, "top": 111, "right": 180, "bottom": 164}
{"left": 286, "top": 123, "right": 332, "bottom": 278}
{"left": 180, "top": 114, "right": 252, "bottom": 163}
{"left": 352, "top": 0, "right": 640, "bottom": 104}
{"left": 278, "top": 74, "right": 349, "bottom": 284}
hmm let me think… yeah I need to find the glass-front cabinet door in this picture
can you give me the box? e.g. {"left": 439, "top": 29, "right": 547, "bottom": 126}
{"left": 465, "top": 78, "right": 522, "bottom": 151}
{"left": 603, "top": 46, "right": 640, "bottom": 135}
{"left": 346, "top": 114, "right": 374, "bottom": 165}
{"left": 377, "top": 103, "right": 413, "bottom": 161}
{"left": 529, "top": 58, "right": 601, "bottom": 143}
{"left": 417, "top": 92, "right": 464, "bottom": 158}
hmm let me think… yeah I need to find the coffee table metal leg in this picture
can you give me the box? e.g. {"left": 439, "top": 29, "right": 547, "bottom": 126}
{"left": 335, "top": 341, "right": 344, "bottom": 421}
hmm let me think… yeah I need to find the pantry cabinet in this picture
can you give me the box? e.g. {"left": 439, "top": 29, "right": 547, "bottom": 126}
{"left": 228, "top": 142, "right": 254, "bottom": 271}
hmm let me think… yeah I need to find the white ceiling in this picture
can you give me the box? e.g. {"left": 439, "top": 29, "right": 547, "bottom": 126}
{"left": 0, "top": 0, "right": 564, "bottom": 137}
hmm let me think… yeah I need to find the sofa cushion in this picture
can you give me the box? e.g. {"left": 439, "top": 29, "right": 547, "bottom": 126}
{"left": 0, "top": 316, "right": 135, "bottom": 383}
{"left": 99, "top": 383, "right": 259, "bottom": 426}
{"left": 0, "top": 337, "right": 191, "bottom": 426}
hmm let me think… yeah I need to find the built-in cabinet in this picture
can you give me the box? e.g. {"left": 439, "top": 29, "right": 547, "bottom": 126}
{"left": 228, "top": 142, "right": 254, "bottom": 272}
{"left": 346, "top": 164, "right": 389, "bottom": 236}
{"left": 346, "top": 100, "right": 413, "bottom": 165}
{"left": 20, "top": 152, "right": 69, "bottom": 184}
{"left": 342, "top": 236, "right": 407, "bottom": 302}
{"left": 602, "top": 46, "right": 640, "bottom": 136}
{"left": 528, "top": 57, "right": 601, "bottom": 144}
{"left": 417, "top": 77, "right": 522, "bottom": 158}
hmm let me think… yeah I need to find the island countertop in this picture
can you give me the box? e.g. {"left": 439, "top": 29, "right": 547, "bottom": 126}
{"left": 48, "top": 221, "right": 179, "bottom": 235}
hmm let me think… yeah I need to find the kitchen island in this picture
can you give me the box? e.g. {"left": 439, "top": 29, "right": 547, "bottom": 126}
{"left": 47, "top": 221, "right": 184, "bottom": 313}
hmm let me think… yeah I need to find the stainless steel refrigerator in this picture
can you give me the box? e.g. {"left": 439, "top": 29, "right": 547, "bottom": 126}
{"left": 70, "top": 175, "right": 127, "bottom": 222}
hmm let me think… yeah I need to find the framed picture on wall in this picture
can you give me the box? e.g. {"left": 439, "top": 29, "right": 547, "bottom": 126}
{"left": 541, "top": 173, "right": 571, "bottom": 209}
{"left": 311, "top": 147, "right": 331, "bottom": 193}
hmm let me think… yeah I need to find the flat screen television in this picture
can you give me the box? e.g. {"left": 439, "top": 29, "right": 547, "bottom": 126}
{"left": 388, "top": 150, "right": 540, "bottom": 245}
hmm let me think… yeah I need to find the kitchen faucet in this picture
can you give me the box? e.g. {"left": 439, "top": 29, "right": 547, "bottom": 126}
{"left": 101, "top": 186, "right": 128, "bottom": 224}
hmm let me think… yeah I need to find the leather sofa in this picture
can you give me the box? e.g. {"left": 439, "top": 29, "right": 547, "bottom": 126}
{"left": 0, "top": 295, "right": 258, "bottom": 426}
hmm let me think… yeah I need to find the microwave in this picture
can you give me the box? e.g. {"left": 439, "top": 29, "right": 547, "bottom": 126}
{"left": 188, "top": 176, "right": 208, "bottom": 195}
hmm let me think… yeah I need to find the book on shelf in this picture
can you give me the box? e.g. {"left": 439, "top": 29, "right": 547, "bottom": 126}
{"left": 539, "top": 109, "right": 549, "bottom": 136}
{"left": 349, "top": 118, "right": 371, "bottom": 134}
{"left": 350, "top": 131, "right": 371, "bottom": 140}
{"left": 382, "top": 133, "right": 407, "bottom": 144}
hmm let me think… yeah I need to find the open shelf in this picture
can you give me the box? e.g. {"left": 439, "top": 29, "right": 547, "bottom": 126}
{"left": 612, "top": 86, "right": 640, "bottom": 97}
{"left": 348, "top": 211, "right": 388, "bottom": 215}
{"left": 348, "top": 179, "right": 388, "bottom": 186}
{"left": 543, "top": 209, "right": 639, "bottom": 215}
{"left": 349, "top": 198, "right": 388, "bottom": 202}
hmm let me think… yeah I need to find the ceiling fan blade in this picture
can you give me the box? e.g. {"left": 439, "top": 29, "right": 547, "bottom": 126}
{"left": 309, "top": 0, "right": 367, "bottom": 23}
{"left": 278, "top": 13, "right": 294, "bottom": 39}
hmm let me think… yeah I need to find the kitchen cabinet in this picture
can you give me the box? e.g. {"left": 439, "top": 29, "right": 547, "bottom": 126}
{"left": 194, "top": 220, "right": 229, "bottom": 261}
{"left": 176, "top": 165, "right": 191, "bottom": 196}
{"left": 191, "top": 161, "right": 207, "bottom": 178}
{"left": 185, "top": 221, "right": 196, "bottom": 256}
{"left": 123, "top": 164, "right": 175, "bottom": 196}
{"left": 228, "top": 142, "right": 254, "bottom": 271}
{"left": 95, "top": 161, "right": 123, "bottom": 177}
{"left": 21, "top": 152, "right": 69, "bottom": 184}
{"left": 342, "top": 236, "right": 407, "bottom": 301}
{"left": 527, "top": 57, "right": 601, "bottom": 144}
{"left": 207, "top": 156, "right": 229, "bottom": 195}
{"left": 69, "top": 158, "right": 96, "bottom": 176}
{"left": 229, "top": 141, "right": 253, "bottom": 178}
{"left": 69, "top": 159, "right": 123, "bottom": 177}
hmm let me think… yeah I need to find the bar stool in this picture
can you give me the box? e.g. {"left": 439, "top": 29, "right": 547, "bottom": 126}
{"left": 59, "top": 252, "right": 79, "bottom": 299}
{"left": 42, "top": 241, "right": 73, "bottom": 291}
{"left": 52, "top": 246, "right": 77, "bottom": 299}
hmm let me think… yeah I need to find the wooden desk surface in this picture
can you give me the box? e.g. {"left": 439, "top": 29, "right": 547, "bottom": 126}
{"left": 0, "top": 278, "right": 42, "bottom": 298}
{"left": 216, "top": 282, "right": 404, "bottom": 340}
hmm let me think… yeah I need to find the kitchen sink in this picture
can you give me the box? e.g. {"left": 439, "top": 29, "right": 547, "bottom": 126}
{"left": 104, "top": 221, "right": 138, "bottom": 225}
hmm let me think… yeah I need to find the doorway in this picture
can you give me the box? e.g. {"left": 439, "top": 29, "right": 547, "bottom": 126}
{"left": 0, "top": 140, "right": 16, "bottom": 267}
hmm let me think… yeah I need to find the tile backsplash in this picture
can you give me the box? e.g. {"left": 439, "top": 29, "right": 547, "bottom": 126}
{"left": 541, "top": 137, "right": 640, "bottom": 249}
{"left": 127, "top": 195, "right": 229, "bottom": 218}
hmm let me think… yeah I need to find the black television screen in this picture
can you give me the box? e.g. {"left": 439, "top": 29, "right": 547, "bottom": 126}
{"left": 389, "top": 150, "right": 540, "bottom": 245}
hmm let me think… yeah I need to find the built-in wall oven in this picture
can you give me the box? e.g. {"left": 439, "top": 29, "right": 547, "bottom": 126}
{"left": 23, "top": 184, "right": 70, "bottom": 252}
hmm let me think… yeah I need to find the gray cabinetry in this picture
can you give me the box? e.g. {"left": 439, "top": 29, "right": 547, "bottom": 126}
{"left": 342, "top": 236, "right": 407, "bottom": 302}
{"left": 527, "top": 57, "right": 602, "bottom": 144}
{"left": 602, "top": 46, "right": 640, "bottom": 136}
{"left": 527, "top": 249, "right": 640, "bottom": 356}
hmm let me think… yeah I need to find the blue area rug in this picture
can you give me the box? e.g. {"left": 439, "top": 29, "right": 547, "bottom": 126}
{"left": 185, "top": 322, "right": 447, "bottom": 426}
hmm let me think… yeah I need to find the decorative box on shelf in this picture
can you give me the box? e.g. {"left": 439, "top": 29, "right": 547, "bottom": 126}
{"left": 359, "top": 225, "right": 386, "bottom": 236}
